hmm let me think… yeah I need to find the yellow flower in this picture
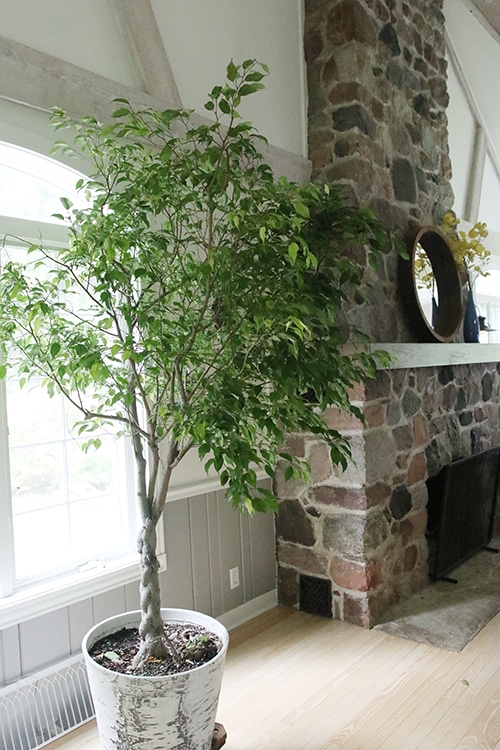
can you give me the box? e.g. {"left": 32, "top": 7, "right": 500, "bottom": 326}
{"left": 440, "top": 213, "right": 490, "bottom": 282}
{"left": 442, "top": 211, "right": 459, "bottom": 228}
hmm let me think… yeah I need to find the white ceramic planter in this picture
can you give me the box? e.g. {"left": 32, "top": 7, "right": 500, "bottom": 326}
{"left": 82, "top": 608, "right": 229, "bottom": 750}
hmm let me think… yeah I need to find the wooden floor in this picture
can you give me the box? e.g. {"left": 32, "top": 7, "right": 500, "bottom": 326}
{"left": 48, "top": 605, "right": 500, "bottom": 749}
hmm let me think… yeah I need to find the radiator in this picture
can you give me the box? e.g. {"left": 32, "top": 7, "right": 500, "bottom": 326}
{"left": 0, "top": 656, "right": 94, "bottom": 750}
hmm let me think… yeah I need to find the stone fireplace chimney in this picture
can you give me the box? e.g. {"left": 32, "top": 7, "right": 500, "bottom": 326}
{"left": 275, "top": 0, "right": 500, "bottom": 627}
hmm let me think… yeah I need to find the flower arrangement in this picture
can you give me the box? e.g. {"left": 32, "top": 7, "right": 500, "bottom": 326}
{"left": 414, "top": 213, "right": 491, "bottom": 291}
{"left": 440, "top": 212, "right": 491, "bottom": 285}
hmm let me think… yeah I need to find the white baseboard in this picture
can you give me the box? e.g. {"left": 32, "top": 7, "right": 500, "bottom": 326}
{"left": 217, "top": 589, "right": 277, "bottom": 631}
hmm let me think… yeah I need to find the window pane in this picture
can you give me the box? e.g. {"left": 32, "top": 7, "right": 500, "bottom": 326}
{"left": 6, "top": 376, "right": 135, "bottom": 585}
{"left": 14, "top": 504, "right": 71, "bottom": 580}
{"left": 0, "top": 141, "right": 85, "bottom": 223}
{"left": 0, "top": 145, "right": 138, "bottom": 592}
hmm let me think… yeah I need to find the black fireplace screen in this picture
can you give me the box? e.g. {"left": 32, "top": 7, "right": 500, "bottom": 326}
{"left": 426, "top": 446, "right": 500, "bottom": 580}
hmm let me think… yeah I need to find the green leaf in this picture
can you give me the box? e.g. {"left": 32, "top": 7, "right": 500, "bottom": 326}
{"left": 294, "top": 200, "right": 310, "bottom": 219}
{"left": 226, "top": 61, "right": 238, "bottom": 82}
{"left": 0, "top": 364, "right": 6, "bottom": 379}
{"left": 104, "top": 651, "right": 122, "bottom": 663}
{"left": 288, "top": 242, "right": 299, "bottom": 263}
{"left": 244, "top": 72, "right": 265, "bottom": 83}
{"left": 0, "top": 59, "right": 393, "bottom": 560}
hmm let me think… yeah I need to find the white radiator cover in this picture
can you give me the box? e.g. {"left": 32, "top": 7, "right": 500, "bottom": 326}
{"left": 0, "top": 656, "right": 94, "bottom": 750}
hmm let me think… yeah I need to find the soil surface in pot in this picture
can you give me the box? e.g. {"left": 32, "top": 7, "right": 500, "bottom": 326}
{"left": 89, "top": 620, "right": 222, "bottom": 677}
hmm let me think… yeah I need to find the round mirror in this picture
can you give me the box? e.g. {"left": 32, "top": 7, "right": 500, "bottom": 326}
{"left": 400, "top": 226, "right": 463, "bottom": 343}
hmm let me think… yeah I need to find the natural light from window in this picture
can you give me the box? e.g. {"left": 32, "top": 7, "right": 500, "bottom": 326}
{"left": 0, "top": 141, "right": 86, "bottom": 223}
{"left": 0, "top": 142, "right": 138, "bottom": 597}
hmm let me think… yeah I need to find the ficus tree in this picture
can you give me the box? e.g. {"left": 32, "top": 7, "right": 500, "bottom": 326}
{"left": 0, "top": 60, "right": 392, "bottom": 668}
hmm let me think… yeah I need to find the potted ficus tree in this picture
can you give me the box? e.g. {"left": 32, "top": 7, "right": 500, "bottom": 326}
{"left": 0, "top": 60, "right": 392, "bottom": 749}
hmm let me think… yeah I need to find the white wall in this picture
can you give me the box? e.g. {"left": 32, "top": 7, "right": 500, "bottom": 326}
{"left": 445, "top": 57, "right": 476, "bottom": 220}
{"left": 0, "top": 0, "right": 142, "bottom": 88}
{"left": 0, "top": 0, "right": 307, "bottom": 156}
{"left": 444, "top": 0, "right": 500, "bottom": 170}
{"left": 445, "top": 0, "right": 500, "bottom": 279}
{"left": 150, "top": 0, "right": 307, "bottom": 155}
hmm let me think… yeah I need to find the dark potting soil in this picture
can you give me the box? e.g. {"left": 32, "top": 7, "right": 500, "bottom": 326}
{"left": 89, "top": 621, "right": 222, "bottom": 677}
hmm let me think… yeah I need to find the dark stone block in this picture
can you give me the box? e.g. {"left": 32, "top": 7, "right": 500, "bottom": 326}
{"left": 456, "top": 387, "right": 467, "bottom": 411}
{"left": 482, "top": 371, "right": 493, "bottom": 401}
{"left": 414, "top": 57, "right": 428, "bottom": 76}
{"left": 276, "top": 499, "right": 316, "bottom": 546}
{"left": 413, "top": 93, "right": 429, "bottom": 117}
{"left": 459, "top": 411, "right": 473, "bottom": 426}
{"left": 387, "top": 401, "right": 402, "bottom": 425}
{"left": 326, "top": 0, "right": 378, "bottom": 48}
{"left": 401, "top": 388, "right": 421, "bottom": 417}
{"left": 332, "top": 104, "right": 376, "bottom": 138}
{"left": 391, "top": 158, "right": 417, "bottom": 202}
{"left": 425, "top": 440, "right": 441, "bottom": 478}
{"left": 390, "top": 485, "right": 413, "bottom": 520}
{"left": 379, "top": 23, "right": 401, "bottom": 56}
{"left": 304, "top": 29, "right": 323, "bottom": 63}
{"left": 438, "top": 365, "right": 454, "bottom": 385}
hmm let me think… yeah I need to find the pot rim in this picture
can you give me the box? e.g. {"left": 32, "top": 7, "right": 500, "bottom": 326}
{"left": 82, "top": 607, "right": 229, "bottom": 682}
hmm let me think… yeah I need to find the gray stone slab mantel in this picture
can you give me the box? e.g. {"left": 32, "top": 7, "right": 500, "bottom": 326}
{"left": 370, "top": 343, "right": 500, "bottom": 370}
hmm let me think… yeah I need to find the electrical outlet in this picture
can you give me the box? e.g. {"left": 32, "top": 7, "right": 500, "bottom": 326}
{"left": 229, "top": 566, "right": 240, "bottom": 590}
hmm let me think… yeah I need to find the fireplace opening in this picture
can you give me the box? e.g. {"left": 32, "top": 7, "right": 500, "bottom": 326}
{"left": 426, "top": 446, "right": 500, "bottom": 580}
{"left": 299, "top": 574, "right": 332, "bottom": 618}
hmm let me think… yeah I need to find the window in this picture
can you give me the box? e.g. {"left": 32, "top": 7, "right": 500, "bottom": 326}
{"left": 0, "top": 142, "right": 151, "bottom": 626}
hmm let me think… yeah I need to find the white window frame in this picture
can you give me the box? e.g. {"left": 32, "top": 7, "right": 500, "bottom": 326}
{"left": 0, "top": 142, "right": 232, "bottom": 630}
{"left": 0, "top": 211, "right": 167, "bottom": 630}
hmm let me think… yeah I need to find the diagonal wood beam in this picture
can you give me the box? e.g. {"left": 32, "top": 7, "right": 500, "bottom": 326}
{"left": 109, "top": 0, "right": 182, "bottom": 106}
{"left": 0, "top": 34, "right": 165, "bottom": 120}
{"left": 0, "top": 35, "right": 309, "bottom": 182}
{"left": 461, "top": 0, "right": 500, "bottom": 44}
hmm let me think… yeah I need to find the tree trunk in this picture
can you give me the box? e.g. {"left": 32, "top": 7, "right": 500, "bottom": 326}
{"left": 132, "top": 518, "right": 172, "bottom": 668}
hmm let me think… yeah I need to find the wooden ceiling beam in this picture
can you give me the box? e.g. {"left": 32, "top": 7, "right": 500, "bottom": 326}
{"left": 109, "top": 0, "right": 182, "bottom": 106}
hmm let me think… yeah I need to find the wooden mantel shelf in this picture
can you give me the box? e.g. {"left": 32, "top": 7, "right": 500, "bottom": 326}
{"left": 370, "top": 343, "right": 500, "bottom": 370}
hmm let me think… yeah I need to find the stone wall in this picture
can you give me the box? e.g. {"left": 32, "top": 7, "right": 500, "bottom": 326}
{"left": 304, "top": 0, "right": 454, "bottom": 343}
{"left": 276, "top": 361, "right": 500, "bottom": 627}
{"left": 275, "top": 0, "right": 500, "bottom": 628}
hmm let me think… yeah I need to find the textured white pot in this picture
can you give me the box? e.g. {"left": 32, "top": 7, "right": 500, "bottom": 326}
{"left": 82, "top": 608, "right": 229, "bottom": 750}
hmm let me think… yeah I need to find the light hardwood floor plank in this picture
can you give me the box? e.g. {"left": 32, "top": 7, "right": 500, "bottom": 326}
{"left": 45, "top": 606, "right": 500, "bottom": 750}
